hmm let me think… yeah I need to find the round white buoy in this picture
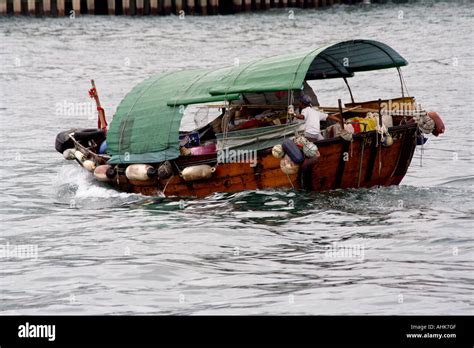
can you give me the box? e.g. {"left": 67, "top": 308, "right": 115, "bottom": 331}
{"left": 272, "top": 144, "right": 285, "bottom": 159}
{"left": 280, "top": 155, "right": 299, "bottom": 175}
{"left": 125, "top": 164, "right": 157, "bottom": 181}
{"left": 303, "top": 142, "right": 318, "bottom": 158}
{"left": 83, "top": 160, "right": 96, "bottom": 172}
{"left": 63, "top": 148, "right": 75, "bottom": 160}
{"left": 181, "top": 165, "right": 215, "bottom": 181}
{"left": 74, "top": 150, "right": 86, "bottom": 162}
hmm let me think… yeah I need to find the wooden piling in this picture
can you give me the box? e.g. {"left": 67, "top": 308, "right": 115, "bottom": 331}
{"left": 186, "top": 0, "right": 195, "bottom": 14}
{"left": 122, "top": 0, "right": 130, "bottom": 15}
{"left": 87, "top": 0, "right": 94, "bottom": 14}
{"left": 197, "top": 0, "right": 206, "bottom": 15}
{"left": 72, "top": 0, "right": 80, "bottom": 15}
{"left": 150, "top": 0, "right": 158, "bottom": 14}
{"left": 57, "top": 0, "right": 65, "bottom": 16}
{"left": 175, "top": 0, "right": 183, "bottom": 14}
{"left": 209, "top": 0, "right": 218, "bottom": 15}
{"left": 106, "top": 0, "right": 114, "bottom": 15}
{"left": 0, "top": 0, "right": 5, "bottom": 15}
{"left": 232, "top": 0, "right": 242, "bottom": 12}
{"left": 263, "top": 0, "right": 270, "bottom": 9}
{"left": 13, "top": 0, "right": 21, "bottom": 15}
{"left": 243, "top": 0, "right": 250, "bottom": 11}
{"left": 163, "top": 0, "right": 172, "bottom": 15}
{"left": 27, "top": 0, "right": 35, "bottom": 15}
{"left": 136, "top": 0, "right": 144, "bottom": 15}
{"left": 281, "top": 0, "right": 288, "bottom": 8}
{"left": 42, "top": 0, "right": 51, "bottom": 15}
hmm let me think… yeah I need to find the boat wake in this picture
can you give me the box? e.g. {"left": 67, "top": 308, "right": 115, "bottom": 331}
{"left": 54, "top": 164, "right": 145, "bottom": 208}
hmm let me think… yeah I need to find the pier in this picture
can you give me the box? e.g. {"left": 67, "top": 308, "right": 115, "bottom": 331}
{"left": 0, "top": 0, "right": 386, "bottom": 16}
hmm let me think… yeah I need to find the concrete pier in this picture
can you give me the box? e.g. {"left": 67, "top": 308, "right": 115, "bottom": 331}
{"left": 0, "top": 0, "right": 390, "bottom": 16}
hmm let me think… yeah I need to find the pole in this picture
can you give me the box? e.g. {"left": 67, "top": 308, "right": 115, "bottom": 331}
{"left": 338, "top": 99, "right": 344, "bottom": 128}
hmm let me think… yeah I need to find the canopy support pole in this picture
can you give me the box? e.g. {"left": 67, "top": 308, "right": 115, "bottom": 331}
{"left": 397, "top": 67, "right": 405, "bottom": 98}
{"left": 343, "top": 77, "right": 355, "bottom": 104}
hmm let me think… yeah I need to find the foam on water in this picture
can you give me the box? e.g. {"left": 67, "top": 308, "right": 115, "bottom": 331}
{"left": 54, "top": 164, "right": 145, "bottom": 207}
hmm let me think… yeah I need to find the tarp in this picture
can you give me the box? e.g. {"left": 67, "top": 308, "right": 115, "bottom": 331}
{"left": 216, "top": 123, "right": 305, "bottom": 153}
{"left": 107, "top": 39, "right": 408, "bottom": 164}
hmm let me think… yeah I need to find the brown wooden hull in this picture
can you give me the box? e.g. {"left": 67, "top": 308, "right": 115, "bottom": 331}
{"left": 106, "top": 123, "right": 418, "bottom": 198}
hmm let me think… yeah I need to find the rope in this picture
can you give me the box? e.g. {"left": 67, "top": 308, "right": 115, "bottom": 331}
{"left": 162, "top": 174, "right": 173, "bottom": 196}
{"left": 285, "top": 171, "right": 295, "bottom": 189}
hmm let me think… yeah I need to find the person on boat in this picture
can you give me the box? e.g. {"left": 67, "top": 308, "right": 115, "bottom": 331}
{"left": 293, "top": 94, "right": 340, "bottom": 142}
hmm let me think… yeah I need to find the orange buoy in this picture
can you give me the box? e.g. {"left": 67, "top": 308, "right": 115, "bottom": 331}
{"left": 94, "top": 165, "right": 113, "bottom": 182}
{"left": 427, "top": 112, "right": 445, "bottom": 136}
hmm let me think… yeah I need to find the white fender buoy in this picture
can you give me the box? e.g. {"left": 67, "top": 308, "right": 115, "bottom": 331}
{"left": 125, "top": 164, "right": 157, "bottom": 181}
{"left": 181, "top": 165, "right": 215, "bottom": 181}
{"left": 63, "top": 148, "right": 75, "bottom": 160}
{"left": 280, "top": 154, "right": 300, "bottom": 175}
{"left": 74, "top": 150, "right": 86, "bottom": 162}
{"left": 94, "top": 165, "right": 113, "bottom": 182}
{"left": 272, "top": 144, "right": 285, "bottom": 159}
{"left": 83, "top": 160, "right": 96, "bottom": 172}
{"left": 303, "top": 142, "right": 318, "bottom": 158}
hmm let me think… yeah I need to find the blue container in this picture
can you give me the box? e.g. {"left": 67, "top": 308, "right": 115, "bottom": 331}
{"left": 99, "top": 140, "right": 108, "bottom": 154}
{"left": 416, "top": 135, "right": 428, "bottom": 145}
{"left": 179, "top": 131, "right": 200, "bottom": 148}
{"left": 282, "top": 139, "right": 305, "bottom": 164}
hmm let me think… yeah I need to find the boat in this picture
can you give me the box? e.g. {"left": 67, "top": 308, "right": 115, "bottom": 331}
{"left": 55, "top": 39, "right": 445, "bottom": 198}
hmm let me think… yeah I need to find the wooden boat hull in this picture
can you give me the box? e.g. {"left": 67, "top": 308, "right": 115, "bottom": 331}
{"left": 108, "top": 123, "right": 418, "bottom": 197}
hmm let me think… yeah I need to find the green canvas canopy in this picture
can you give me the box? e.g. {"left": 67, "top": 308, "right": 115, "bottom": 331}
{"left": 107, "top": 39, "right": 408, "bottom": 164}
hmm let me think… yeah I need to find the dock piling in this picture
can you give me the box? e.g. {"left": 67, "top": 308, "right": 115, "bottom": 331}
{"left": 175, "top": 0, "right": 183, "bottom": 14}
{"left": 56, "top": 0, "right": 65, "bottom": 16}
{"left": 107, "top": 0, "right": 114, "bottom": 15}
{"left": 209, "top": 0, "right": 218, "bottom": 15}
{"left": 233, "top": 0, "right": 242, "bottom": 12}
{"left": 163, "top": 0, "right": 172, "bottom": 15}
{"left": 136, "top": 0, "right": 144, "bottom": 15}
{"left": 187, "top": 0, "right": 195, "bottom": 14}
{"left": 28, "top": 0, "right": 35, "bottom": 15}
{"left": 150, "top": 0, "right": 158, "bottom": 14}
{"left": 122, "top": 0, "right": 130, "bottom": 15}
{"left": 13, "top": 0, "right": 21, "bottom": 15}
{"left": 243, "top": 0, "right": 250, "bottom": 11}
{"left": 87, "top": 0, "right": 94, "bottom": 14}
{"left": 1, "top": 0, "right": 382, "bottom": 16}
{"left": 72, "top": 0, "right": 80, "bottom": 15}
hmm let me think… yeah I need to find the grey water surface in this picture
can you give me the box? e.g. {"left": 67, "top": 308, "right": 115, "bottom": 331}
{"left": 0, "top": 1, "right": 473, "bottom": 314}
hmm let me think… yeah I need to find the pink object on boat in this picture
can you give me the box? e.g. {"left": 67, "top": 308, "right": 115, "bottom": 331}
{"left": 189, "top": 143, "right": 217, "bottom": 155}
